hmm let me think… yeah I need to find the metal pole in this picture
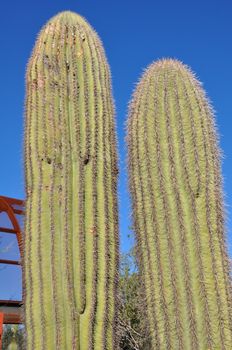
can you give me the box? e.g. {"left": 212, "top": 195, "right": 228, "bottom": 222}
{"left": 0, "top": 312, "right": 3, "bottom": 350}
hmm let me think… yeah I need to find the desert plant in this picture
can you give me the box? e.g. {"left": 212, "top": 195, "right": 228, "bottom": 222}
{"left": 24, "top": 11, "right": 119, "bottom": 350}
{"left": 2, "top": 325, "right": 24, "bottom": 350}
{"left": 118, "top": 248, "right": 151, "bottom": 350}
{"left": 127, "top": 59, "right": 232, "bottom": 349}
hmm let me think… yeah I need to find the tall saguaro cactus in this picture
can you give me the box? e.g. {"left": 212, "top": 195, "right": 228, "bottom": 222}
{"left": 127, "top": 59, "right": 232, "bottom": 349}
{"left": 24, "top": 11, "right": 119, "bottom": 350}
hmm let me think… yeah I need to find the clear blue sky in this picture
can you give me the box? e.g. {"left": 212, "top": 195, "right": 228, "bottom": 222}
{"left": 0, "top": 0, "right": 232, "bottom": 300}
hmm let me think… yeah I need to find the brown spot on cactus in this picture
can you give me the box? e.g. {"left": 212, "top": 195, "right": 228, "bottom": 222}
{"left": 24, "top": 11, "right": 119, "bottom": 350}
{"left": 127, "top": 58, "right": 232, "bottom": 349}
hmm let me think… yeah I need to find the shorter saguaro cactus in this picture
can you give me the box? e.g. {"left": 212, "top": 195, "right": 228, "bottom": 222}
{"left": 127, "top": 59, "right": 232, "bottom": 349}
{"left": 24, "top": 11, "right": 119, "bottom": 350}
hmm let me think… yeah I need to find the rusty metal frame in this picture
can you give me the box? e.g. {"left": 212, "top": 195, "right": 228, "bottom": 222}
{"left": 0, "top": 196, "right": 24, "bottom": 349}
{"left": 0, "top": 300, "right": 22, "bottom": 324}
{"left": 0, "top": 313, "right": 3, "bottom": 350}
{"left": 0, "top": 196, "right": 23, "bottom": 257}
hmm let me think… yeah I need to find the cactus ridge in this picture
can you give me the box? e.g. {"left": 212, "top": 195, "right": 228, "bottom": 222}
{"left": 127, "top": 59, "right": 232, "bottom": 349}
{"left": 24, "top": 11, "right": 119, "bottom": 350}
{"left": 136, "top": 69, "right": 184, "bottom": 348}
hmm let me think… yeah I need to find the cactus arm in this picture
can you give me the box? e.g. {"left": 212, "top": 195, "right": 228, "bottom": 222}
{"left": 127, "top": 59, "right": 232, "bottom": 349}
{"left": 24, "top": 12, "right": 119, "bottom": 350}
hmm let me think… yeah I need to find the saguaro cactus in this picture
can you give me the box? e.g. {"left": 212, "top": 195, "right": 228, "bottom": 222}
{"left": 127, "top": 59, "right": 232, "bottom": 349}
{"left": 24, "top": 11, "right": 119, "bottom": 350}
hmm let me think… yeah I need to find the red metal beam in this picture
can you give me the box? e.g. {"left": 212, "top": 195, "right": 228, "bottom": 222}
{"left": 0, "top": 196, "right": 23, "bottom": 206}
{"left": 0, "top": 313, "right": 3, "bottom": 350}
{"left": 0, "top": 259, "right": 20, "bottom": 266}
{"left": 0, "top": 227, "right": 17, "bottom": 234}
{"left": 0, "top": 197, "right": 23, "bottom": 257}
{"left": 12, "top": 208, "right": 24, "bottom": 215}
{"left": 0, "top": 300, "right": 22, "bottom": 306}
{"left": 0, "top": 301, "right": 23, "bottom": 325}
{"left": 3, "top": 313, "right": 22, "bottom": 324}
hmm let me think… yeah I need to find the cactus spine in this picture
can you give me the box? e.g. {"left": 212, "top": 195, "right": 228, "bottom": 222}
{"left": 127, "top": 59, "right": 232, "bottom": 349}
{"left": 24, "top": 11, "right": 119, "bottom": 350}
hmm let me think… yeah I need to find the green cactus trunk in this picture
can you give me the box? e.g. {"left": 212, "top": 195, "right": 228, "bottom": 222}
{"left": 24, "top": 11, "right": 119, "bottom": 350}
{"left": 127, "top": 59, "right": 232, "bottom": 349}
{"left": 7, "top": 341, "right": 18, "bottom": 350}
